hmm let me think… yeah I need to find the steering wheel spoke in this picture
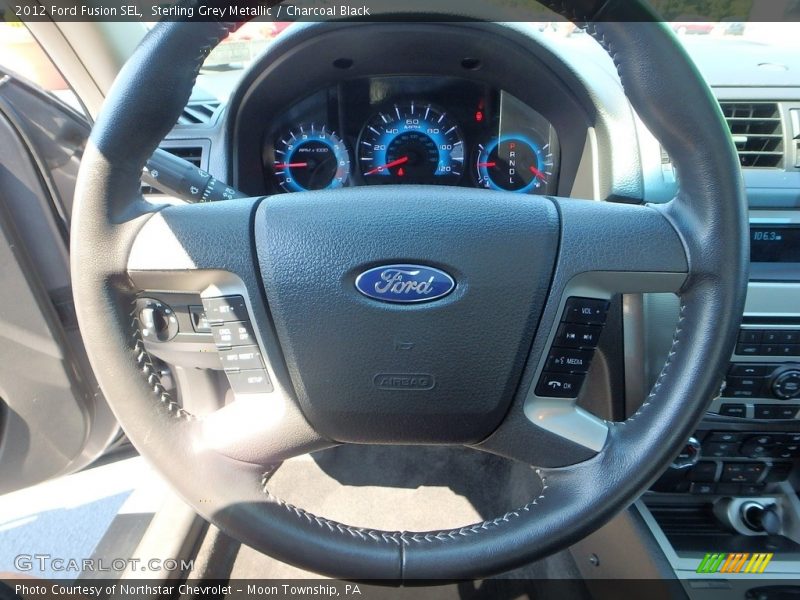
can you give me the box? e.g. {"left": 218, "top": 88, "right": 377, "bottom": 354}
{"left": 474, "top": 198, "right": 689, "bottom": 467}
{"left": 124, "top": 199, "right": 332, "bottom": 464}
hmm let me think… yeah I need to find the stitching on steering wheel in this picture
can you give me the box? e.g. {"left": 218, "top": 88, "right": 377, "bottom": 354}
{"left": 584, "top": 22, "right": 694, "bottom": 429}
{"left": 131, "top": 302, "right": 197, "bottom": 421}
{"left": 613, "top": 301, "right": 687, "bottom": 426}
{"left": 260, "top": 465, "right": 548, "bottom": 545}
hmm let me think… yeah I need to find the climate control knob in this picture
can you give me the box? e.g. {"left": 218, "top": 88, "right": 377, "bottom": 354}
{"left": 771, "top": 368, "right": 800, "bottom": 400}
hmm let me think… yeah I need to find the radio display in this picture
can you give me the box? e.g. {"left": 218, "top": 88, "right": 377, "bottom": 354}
{"left": 751, "top": 226, "right": 800, "bottom": 263}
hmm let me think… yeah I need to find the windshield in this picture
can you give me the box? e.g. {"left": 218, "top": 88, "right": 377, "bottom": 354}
{"left": 193, "top": 20, "right": 800, "bottom": 102}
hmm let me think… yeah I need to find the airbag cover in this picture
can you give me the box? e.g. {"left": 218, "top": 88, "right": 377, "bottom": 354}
{"left": 255, "top": 186, "right": 559, "bottom": 443}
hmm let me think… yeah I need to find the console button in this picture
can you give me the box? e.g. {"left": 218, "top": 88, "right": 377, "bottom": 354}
{"left": 226, "top": 369, "right": 273, "bottom": 394}
{"left": 761, "top": 345, "right": 780, "bottom": 356}
{"left": 555, "top": 323, "right": 602, "bottom": 349}
{"left": 562, "top": 297, "right": 609, "bottom": 325}
{"left": 755, "top": 404, "right": 798, "bottom": 419}
{"left": 735, "top": 344, "right": 761, "bottom": 356}
{"left": 740, "top": 484, "right": 766, "bottom": 495}
{"left": 688, "top": 462, "right": 718, "bottom": 482}
{"left": 211, "top": 321, "right": 256, "bottom": 348}
{"left": 772, "top": 370, "right": 800, "bottom": 399}
{"left": 729, "top": 364, "right": 773, "bottom": 377}
{"left": 704, "top": 442, "right": 737, "bottom": 457}
{"left": 738, "top": 329, "right": 763, "bottom": 344}
{"left": 748, "top": 435, "right": 774, "bottom": 445}
{"left": 721, "top": 463, "right": 765, "bottom": 483}
{"left": 778, "top": 331, "right": 799, "bottom": 344}
{"left": 769, "top": 448, "right": 796, "bottom": 460}
{"left": 754, "top": 405, "right": 779, "bottom": 419}
{"left": 203, "top": 295, "right": 249, "bottom": 324}
{"left": 219, "top": 346, "right": 265, "bottom": 372}
{"left": 719, "top": 404, "right": 747, "bottom": 418}
{"left": 773, "top": 406, "right": 799, "bottom": 419}
{"left": 535, "top": 372, "right": 585, "bottom": 398}
{"left": 773, "top": 345, "right": 800, "bottom": 357}
{"left": 690, "top": 483, "right": 717, "bottom": 495}
{"left": 725, "top": 376, "right": 765, "bottom": 393}
{"left": 706, "top": 432, "right": 743, "bottom": 443}
{"left": 739, "top": 442, "right": 771, "bottom": 459}
{"left": 762, "top": 330, "right": 783, "bottom": 344}
{"left": 546, "top": 348, "right": 594, "bottom": 373}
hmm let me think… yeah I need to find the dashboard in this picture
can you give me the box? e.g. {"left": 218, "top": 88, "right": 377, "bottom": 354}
{"left": 261, "top": 76, "right": 560, "bottom": 195}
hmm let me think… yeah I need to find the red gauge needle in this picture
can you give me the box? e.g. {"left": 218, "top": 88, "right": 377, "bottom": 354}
{"left": 477, "top": 162, "right": 497, "bottom": 168}
{"left": 529, "top": 165, "right": 548, "bottom": 181}
{"left": 274, "top": 162, "right": 308, "bottom": 169}
{"left": 364, "top": 156, "right": 409, "bottom": 176}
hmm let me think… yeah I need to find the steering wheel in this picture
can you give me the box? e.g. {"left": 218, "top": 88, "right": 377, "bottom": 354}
{"left": 72, "top": 1, "right": 748, "bottom": 580}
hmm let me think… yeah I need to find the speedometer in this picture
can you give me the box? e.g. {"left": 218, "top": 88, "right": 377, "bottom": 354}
{"left": 358, "top": 102, "right": 464, "bottom": 185}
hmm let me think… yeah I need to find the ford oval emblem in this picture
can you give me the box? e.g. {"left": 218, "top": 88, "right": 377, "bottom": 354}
{"left": 355, "top": 264, "right": 455, "bottom": 304}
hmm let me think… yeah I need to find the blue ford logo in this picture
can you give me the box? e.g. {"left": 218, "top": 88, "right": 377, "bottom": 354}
{"left": 355, "top": 264, "right": 455, "bottom": 304}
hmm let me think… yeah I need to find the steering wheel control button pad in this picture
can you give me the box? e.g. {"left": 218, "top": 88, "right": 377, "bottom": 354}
{"left": 535, "top": 296, "right": 609, "bottom": 399}
{"left": 546, "top": 348, "right": 594, "bottom": 373}
{"left": 211, "top": 321, "right": 257, "bottom": 348}
{"left": 205, "top": 295, "right": 272, "bottom": 395}
{"left": 226, "top": 369, "right": 274, "bottom": 395}
{"left": 203, "top": 295, "right": 250, "bottom": 324}
{"left": 255, "top": 188, "right": 559, "bottom": 444}
{"left": 219, "top": 346, "right": 266, "bottom": 372}
{"left": 562, "top": 297, "right": 609, "bottom": 325}
{"left": 535, "top": 372, "right": 585, "bottom": 398}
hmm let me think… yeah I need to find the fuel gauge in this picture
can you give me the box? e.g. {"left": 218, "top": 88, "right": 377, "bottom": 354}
{"left": 475, "top": 135, "right": 553, "bottom": 194}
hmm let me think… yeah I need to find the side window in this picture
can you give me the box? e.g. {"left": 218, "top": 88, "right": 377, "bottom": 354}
{"left": 0, "top": 21, "right": 84, "bottom": 116}
{"left": 0, "top": 21, "right": 90, "bottom": 221}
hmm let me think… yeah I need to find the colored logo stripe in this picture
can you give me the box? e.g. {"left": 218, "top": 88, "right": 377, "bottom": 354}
{"left": 696, "top": 553, "right": 773, "bottom": 574}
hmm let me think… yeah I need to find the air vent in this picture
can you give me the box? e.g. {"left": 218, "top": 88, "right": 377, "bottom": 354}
{"left": 141, "top": 145, "right": 205, "bottom": 195}
{"left": 719, "top": 102, "right": 784, "bottom": 168}
{"left": 649, "top": 505, "right": 727, "bottom": 537}
{"left": 166, "top": 145, "right": 204, "bottom": 168}
{"left": 177, "top": 100, "right": 221, "bottom": 125}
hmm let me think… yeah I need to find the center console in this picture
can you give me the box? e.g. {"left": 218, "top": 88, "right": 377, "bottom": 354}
{"left": 630, "top": 214, "right": 800, "bottom": 596}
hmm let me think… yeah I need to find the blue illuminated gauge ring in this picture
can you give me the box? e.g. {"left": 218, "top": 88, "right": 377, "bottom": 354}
{"left": 476, "top": 135, "right": 554, "bottom": 194}
{"left": 358, "top": 102, "right": 465, "bottom": 185}
{"left": 273, "top": 124, "right": 351, "bottom": 192}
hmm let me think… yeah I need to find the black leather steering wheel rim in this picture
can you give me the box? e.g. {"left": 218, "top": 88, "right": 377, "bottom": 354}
{"left": 72, "top": 1, "right": 748, "bottom": 580}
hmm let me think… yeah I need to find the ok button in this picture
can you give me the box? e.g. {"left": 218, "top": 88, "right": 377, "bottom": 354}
{"left": 546, "top": 348, "right": 594, "bottom": 374}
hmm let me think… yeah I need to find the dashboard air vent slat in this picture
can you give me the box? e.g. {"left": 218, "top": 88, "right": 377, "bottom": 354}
{"left": 177, "top": 101, "right": 221, "bottom": 125}
{"left": 141, "top": 145, "right": 205, "bottom": 195}
{"left": 719, "top": 102, "right": 784, "bottom": 168}
{"left": 166, "top": 146, "right": 204, "bottom": 168}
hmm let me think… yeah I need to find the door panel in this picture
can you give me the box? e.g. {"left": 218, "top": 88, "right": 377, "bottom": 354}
{"left": 0, "top": 71, "right": 119, "bottom": 493}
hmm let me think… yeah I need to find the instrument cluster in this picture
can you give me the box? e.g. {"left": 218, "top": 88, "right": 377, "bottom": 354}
{"left": 263, "top": 76, "right": 560, "bottom": 196}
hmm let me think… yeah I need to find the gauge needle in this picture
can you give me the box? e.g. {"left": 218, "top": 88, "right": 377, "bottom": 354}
{"left": 364, "top": 156, "right": 409, "bottom": 176}
{"left": 477, "top": 162, "right": 496, "bottom": 167}
{"left": 274, "top": 162, "right": 308, "bottom": 168}
{"left": 529, "top": 166, "right": 548, "bottom": 182}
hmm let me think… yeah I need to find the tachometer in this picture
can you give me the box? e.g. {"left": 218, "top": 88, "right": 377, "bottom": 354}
{"left": 273, "top": 124, "right": 351, "bottom": 192}
{"left": 358, "top": 102, "right": 464, "bottom": 185}
{"left": 475, "top": 135, "right": 553, "bottom": 193}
